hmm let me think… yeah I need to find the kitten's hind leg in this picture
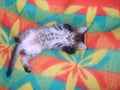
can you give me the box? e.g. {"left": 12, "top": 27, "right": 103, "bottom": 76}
{"left": 21, "top": 54, "right": 38, "bottom": 73}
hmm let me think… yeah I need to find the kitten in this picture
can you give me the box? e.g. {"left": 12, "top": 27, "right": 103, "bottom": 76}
{"left": 6, "top": 24, "right": 87, "bottom": 77}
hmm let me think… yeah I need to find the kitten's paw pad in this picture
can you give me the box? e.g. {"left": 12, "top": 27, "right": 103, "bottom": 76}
{"left": 24, "top": 66, "right": 31, "bottom": 73}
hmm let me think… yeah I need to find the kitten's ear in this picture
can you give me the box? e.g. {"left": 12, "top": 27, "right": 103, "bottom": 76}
{"left": 77, "top": 42, "right": 87, "bottom": 50}
{"left": 77, "top": 27, "right": 87, "bottom": 34}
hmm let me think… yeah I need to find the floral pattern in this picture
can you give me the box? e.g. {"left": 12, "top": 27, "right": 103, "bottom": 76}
{"left": 0, "top": 0, "right": 120, "bottom": 90}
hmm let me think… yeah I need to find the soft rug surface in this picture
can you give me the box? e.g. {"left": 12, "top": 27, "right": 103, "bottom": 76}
{"left": 0, "top": 0, "right": 120, "bottom": 90}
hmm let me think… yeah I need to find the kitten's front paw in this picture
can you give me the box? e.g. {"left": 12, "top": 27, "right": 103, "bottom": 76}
{"left": 63, "top": 24, "right": 75, "bottom": 32}
{"left": 62, "top": 46, "right": 75, "bottom": 54}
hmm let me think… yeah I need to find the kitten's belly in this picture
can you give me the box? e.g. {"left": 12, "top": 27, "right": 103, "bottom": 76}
{"left": 22, "top": 34, "right": 41, "bottom": 54}
{"left": 23, "top": 43, "right": 41, "bottom": 54}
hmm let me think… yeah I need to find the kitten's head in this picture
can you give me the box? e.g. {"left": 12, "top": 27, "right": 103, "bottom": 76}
{"left": 62, "top": 24, "right": 87, "bottom": 50}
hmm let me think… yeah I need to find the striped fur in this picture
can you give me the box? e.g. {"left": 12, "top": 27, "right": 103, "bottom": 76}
{"left": 6, "top": 24, "right": 87, "bottom": 77}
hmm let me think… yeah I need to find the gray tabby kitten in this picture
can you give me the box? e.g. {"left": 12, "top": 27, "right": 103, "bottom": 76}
{"left": 6, "top": 24, "right": 87, "bottom": 77}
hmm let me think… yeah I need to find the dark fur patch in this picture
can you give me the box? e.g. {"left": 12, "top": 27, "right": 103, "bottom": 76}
{"left": 63, "top": 24, "right": 75, "bottom": 32}
{"left": 6, "top": 67, "right": 12, "bottom": 77}
{"left": 6, "top": 45, "right": 19, "bottom": 77}
{"left": 62, "top": 46, "right": 75, "bottom": 54}
{"left": 54, "top": 43, "right": 63, "bottom": 48}
{"left": 74, "top": 34, "right": 84, "bottom": 42}
{"left": 14, "top": 37, "right": 21, "bottom": 43}
{"left": 24, "top": 65, "right": 31, "bottom": 73}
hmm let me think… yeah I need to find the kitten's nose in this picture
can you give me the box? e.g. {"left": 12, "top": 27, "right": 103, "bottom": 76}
{"left": 66, "top": 33, "right": 74, "bottom": 41}
{"left": 66, "top": 36, "right": 71, "bottom": 41}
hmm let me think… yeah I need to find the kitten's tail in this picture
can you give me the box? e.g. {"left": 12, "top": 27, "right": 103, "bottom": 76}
{"left": 6, "top": 44, "right": 21, "bottom": 77}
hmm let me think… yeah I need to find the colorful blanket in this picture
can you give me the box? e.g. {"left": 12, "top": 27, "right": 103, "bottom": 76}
{"left": 0, "top": 0, "right": 120, "bottom": 90}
